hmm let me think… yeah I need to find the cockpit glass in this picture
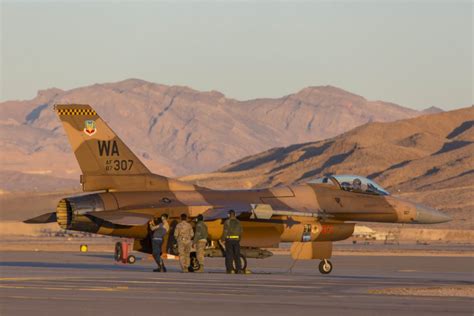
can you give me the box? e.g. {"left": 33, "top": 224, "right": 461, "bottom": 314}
{"left": 309, "top": 175, "right": 390, "bottom": 196}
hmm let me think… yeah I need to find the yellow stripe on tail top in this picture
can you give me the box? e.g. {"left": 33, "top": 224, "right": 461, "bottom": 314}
{"left": 56, "top": 108, "right": 97, "bottom": 116}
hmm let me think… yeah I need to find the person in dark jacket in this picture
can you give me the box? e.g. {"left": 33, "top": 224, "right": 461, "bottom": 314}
{"left": 221, "top": 209, "right": 243, "bottom": 274}
{"left": 148, "top": 214, "right": 169, "bottom": 272}
{"left": 193, "top": 214, "right": 208, "bottom": 272}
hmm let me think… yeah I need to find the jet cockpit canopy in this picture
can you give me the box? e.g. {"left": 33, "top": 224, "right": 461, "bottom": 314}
{"left": 309, "top": 174, "right": 390, "bottom": 196}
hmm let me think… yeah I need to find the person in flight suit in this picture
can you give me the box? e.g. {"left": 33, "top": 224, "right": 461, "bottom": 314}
{"left": 352, "top": 178, "right": 362, "bottom": 191}
{"left": 221, "top": 209, "right": 243, "bottom": 274}
{"left": 174, "top": 213, "right": 194, "bottom": 272}
{"left": 148, "top": 214, "right": 169, "bottom": 272}
{"left": 193, "top": 214, "right": 208, "bottom": 272}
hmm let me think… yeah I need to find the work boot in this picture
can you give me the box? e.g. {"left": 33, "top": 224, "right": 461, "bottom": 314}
{"left": 153, "top": 267, "right": 161, "bottom": 272}
{"left": 159, "top": 261, "right": 167, "bottom": 273}
{"left": 196, "top": 267, "right": 204, "bottom": 273}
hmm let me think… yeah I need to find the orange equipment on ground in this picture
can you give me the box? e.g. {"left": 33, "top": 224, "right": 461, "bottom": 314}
{"left": 114, "top": 240, "right": 136, "bottom": 264}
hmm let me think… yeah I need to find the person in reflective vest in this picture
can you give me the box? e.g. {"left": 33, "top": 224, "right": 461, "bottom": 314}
{"left": 221, "top": 209, "right": 243, "bottom": 274}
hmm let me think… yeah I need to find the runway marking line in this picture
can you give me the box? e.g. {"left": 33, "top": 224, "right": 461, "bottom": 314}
{"left": 0, "top": 276, "right": 85, "bottom": 282}
{"left": 3, "top": 295, "right": 92, "bottom": 301}
{"left": 0, "top": 284, "right": 128, "bottom": 292}
{"left": 1, "top": 276, "right": 333, "bottom": 291}
{"left": 77, "top": 287, "right": 125, "bottom": 292}
{"left": 0, "top": 285, "right": 27, "bottom": 290}
{"left": 25, "top": 276, "right": 334, "bottom": 289}
{"left": 81, "top": 278, "right": 326, "bottom": 290}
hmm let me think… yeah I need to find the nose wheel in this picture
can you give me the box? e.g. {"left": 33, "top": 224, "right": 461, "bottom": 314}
{"left": 318, "top": 259, "right": 333, "bottom": 274}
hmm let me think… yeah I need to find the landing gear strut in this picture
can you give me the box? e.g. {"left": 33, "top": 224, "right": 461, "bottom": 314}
{"left": 233, "top": 254, "right": 248, "bottom": 272}
{"left": 318, "top": 259, "right": 333, "bottom": 274}
{"left": 190, "top": 253, "right": 200, "bottom": 272}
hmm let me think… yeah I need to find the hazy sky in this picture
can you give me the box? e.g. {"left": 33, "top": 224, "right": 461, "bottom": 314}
{"left": 1, "top": 1, "right": 472, "bottom": 110}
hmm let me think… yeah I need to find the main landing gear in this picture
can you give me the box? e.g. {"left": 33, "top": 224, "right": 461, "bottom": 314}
{"left": 232, "top": 254, "right": 248, "bottom": 272}
{"left": 190, "top": 252, "right": 200, "bottom": 272}
{"left": 318, "top": 259, "right": 333, "bottom": 274}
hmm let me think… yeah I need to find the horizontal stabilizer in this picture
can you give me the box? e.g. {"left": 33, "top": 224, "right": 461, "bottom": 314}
{"left": 24, "top": 212, "right": 57, "bottom": 224}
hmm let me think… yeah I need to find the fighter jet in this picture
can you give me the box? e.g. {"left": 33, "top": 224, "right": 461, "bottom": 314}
{"left": 25, "top": 104, "right": 451, "bottom": 273}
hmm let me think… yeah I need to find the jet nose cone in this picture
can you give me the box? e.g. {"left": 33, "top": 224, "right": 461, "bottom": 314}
{"left": 415, "top": 205, "right": 451, "bottom": 224}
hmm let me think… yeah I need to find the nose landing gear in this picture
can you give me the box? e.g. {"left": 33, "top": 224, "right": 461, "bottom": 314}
{"left": 318, "top": 259, "right": 333, "bottom": 274}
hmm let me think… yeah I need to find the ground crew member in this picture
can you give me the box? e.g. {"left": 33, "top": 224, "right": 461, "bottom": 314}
{"left": 174, "top": 213, "right": 194, "bottom": 272}
{"left": 148, "top": 213, "right": 169, "bottom": 272}
{"left": 221, "top": 209, "right": 243, "bottom": 274}
{"left": 193, "top": 214, "right": 208, "bottom": 272}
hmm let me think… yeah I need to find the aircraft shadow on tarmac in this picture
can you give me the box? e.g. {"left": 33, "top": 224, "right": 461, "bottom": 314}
{"left": 78, "top": 253, "right": 144, "bottom": 261}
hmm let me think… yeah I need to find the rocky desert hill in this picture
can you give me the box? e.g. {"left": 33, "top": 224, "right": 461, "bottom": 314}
{"left": 182, "top": 107, "right": 474, "bottom": 229}
{"left": 0, "top": 79, "right": 420, "bottom": 190}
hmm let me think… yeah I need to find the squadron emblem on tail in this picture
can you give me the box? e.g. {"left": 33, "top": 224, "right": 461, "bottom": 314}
{"left": 84, "top": 120, "right": 97, "bottom": 136}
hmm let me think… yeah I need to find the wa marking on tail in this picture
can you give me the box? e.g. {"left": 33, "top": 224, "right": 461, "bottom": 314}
{"left": 98, "top": 140, "right": 120, "bottom": 157}
{"left": 98, "top": 140, "right": 134, "bottom": 171}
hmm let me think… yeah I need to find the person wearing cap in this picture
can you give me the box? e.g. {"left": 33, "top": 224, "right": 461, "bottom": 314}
{"left": 148, "top": 213, "right": 169, "bottom": 272}
{"left": 174, "top": 213, "right": 194, "bottom": 272}
{"left": 221, "top": 209, "right": 243, "bottom": 274}
{"left": 193, "top": 214, "right": 208, "bottom": 272}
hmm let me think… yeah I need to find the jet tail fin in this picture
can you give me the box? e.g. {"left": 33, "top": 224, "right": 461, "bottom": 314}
{"left": 55, "top": 104, "right": 197, "bottom": 192}
{"left": 55, "top": 104, "right": 151, "bottom": 177}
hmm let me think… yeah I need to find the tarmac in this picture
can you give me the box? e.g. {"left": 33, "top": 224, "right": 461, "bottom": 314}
{"left": 0, "top": 251, "right": 473, "bottom": 316}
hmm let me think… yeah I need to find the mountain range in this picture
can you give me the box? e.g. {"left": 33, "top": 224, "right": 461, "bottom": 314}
{"left": 0, "top": 80, "right": 471, "bottom": 229}
{"left": 0, "top": 79, "right": 423, "bottom": 184}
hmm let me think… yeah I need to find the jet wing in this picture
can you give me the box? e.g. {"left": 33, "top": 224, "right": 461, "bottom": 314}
{"left": 24, "top": 204, "right": 324, "bottom": 226}
{"left": 88, "top": 203, "right": 254, "bottom": 226}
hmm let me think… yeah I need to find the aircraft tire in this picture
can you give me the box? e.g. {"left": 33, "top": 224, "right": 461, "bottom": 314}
{"left": 233, "top": 254, "right": 247, "bottom": 272}
{"left": 190, "top": 256, "right": 200, "bottom": 272}
{"left": 318, "top": 259, "right": 333, "bottom": 274}
{"left": 127, "top": 255, "right": 136, "bottom": 264}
